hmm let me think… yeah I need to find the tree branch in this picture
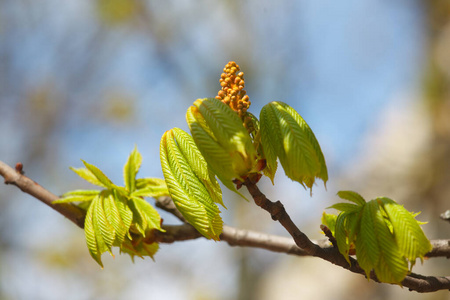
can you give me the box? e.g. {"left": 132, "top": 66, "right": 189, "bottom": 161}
{"left": 242, "top": 177, "right": 450, "bottom": 293}
{"left": 1, "top": 160, "right": 449, "bottom": 293}
{"left": 0, "top": 161, "right": 85, "bottom": 228}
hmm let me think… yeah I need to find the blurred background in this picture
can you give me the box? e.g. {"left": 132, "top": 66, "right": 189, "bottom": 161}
{"left": 0, "top": 0, "right": 449, "bottom": 299}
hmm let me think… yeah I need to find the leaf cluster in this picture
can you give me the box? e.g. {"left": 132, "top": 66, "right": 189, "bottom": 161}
{"left": 55, "top": 147, "right": 168, "bottom": 267}
{"left": 323, "top": 191, "right": 432, "bottom": 284}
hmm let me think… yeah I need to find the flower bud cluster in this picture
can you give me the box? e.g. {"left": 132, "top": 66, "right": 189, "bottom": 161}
{"left": 215, "top": 61, "right": 253, "bottom": 132}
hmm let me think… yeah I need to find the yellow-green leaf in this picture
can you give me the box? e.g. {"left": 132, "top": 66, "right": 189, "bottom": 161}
{"left": 160, "top": 129, "right": 223, "bottom": 240}
{"left": 123, "top": 146, "right": 142, "bottom": 193}
{"left": 260, "top": 102, "right": 328, "bottom": 191}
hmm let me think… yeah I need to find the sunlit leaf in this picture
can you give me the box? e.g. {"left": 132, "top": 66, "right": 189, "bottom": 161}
{"left": 380, "top": 198, "right": 432, "bottom": 266}
{"left": 260, "top": 102, "right": 327, "bottom": 191}
{"left": 93, "top": 191, "right": 115, "bottom": 255}
{"left": 70, "top": 167, "right": 105, "bottom": 187}
{"left": 82, "top": 160, "right": 114, "bottom": 189}
{"left": 123, "top": 146, "right": 142, "bottom": 193}
{"left": 130, "top": 196, "right": 164, "bottom": 233}
{"left": 160, "top": 129, "right": 223, "bottom": 240}
{"left": 84, "top": 195, "right": 103, "bottom": 267}
{"left": 186, "top": 98, "right": 257, "bottom": 189}
{"left": 54, "top": 190, "right": 100, "bottom": 204}
{"left": 171, "top": 128, "right": 224, "bottom": 207}
{"left": 337, "top": 191, "right": 366, "bottom": 206}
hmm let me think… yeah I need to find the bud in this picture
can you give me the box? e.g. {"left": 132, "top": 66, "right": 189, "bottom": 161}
{"left": 186, "top": 98, "right": 258, "bottom": 192}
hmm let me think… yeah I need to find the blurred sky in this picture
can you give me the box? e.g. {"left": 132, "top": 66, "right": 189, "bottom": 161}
{"left": 0, "top": 1, "right": 437, "bottom": 300}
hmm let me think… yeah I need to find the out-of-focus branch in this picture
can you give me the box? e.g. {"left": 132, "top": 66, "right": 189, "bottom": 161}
{"left": 1, "top": 161, "right": 449, "bottom": 292}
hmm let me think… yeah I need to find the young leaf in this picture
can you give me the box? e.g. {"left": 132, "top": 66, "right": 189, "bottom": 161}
{"left": 260, "top": 101, "right": 328, "bottom": 191}
{"left": 103, "top": 191, "right": 128, "bottom": 246}
{"left": 54, "top": 190, "right": 100, "bottom": 203}
{"left": 379, "top": 198, "right": 432, "bottom": 265}
{"left": 84, "top": 194, "right": 103, "bottom": 267}
{"left": 93, "top": 191, "right": 116, "bottom": 255}
{"left": 82, "top": 160, "right": 114, "bottom": 189}
{"left": 129, "top": 196, "right": 164, "bottom": 233}
{"left": 186, "top": 98, "right": 258, "bottom": 185}
{"left": 171, "top": 128, "right": 224, "bottom": 207}
{"left": 160, "top": 129, "right": 223, "bottom": 240}
{"left": 70, "top": 167, "right": 106, "bottom": 187}
{"left": 123, "top": 146, "right": 142, "bottom": 193}
{"left": 327, "top": 203, "right": 361, "bottom": 213}
{"left": 337, "top": 191, "right": 366, "bottom": 206}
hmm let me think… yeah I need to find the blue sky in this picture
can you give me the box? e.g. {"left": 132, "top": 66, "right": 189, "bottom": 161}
{"left": 0, "top": 1, "right": 428, "bottom": 299}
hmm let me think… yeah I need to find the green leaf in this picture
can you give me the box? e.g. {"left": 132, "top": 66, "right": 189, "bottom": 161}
{"left": 54, "top": 190, "right": 100, "bottom": 203}
{"left": 160, "top": 129, "right": 223, "bottom": 240}
{"left": 93, "top": 191, "right": 116, "bottom": 255}
{"left": 133, "top": 178, "right": 169, "bottom": 198}
{"left": 260, "top": 101, "right": 328, "bottom": 191}
{"left": 130, "top": 196, "right": 164, "bottom": 233}
{"left": 123, "top": 146, "right": 142, "bottom": 193}
{"left": 321, "top": 212, "right": 337, "bottom": 234}
{"left": 356, "top": 200, "right": 408, "bottom": 283}
{"left": 380, "top": 198, "right": 432, "bottom": 265}
{"left": 337, "top": 191, "right": 366, "bottom": 206}
{"left": 259, "top": 103, "right": 280, "bottom": 184}
{"left": 113, "top": 191, "right": 133, "bottom": 239}
{"left": 171, "top": 128, "right": 224, "bottom": 207}
{"left": 70, "top": 167, "right": 106, "bottom": 187}
{"left": 327, "top": 203, "right": 361, "bottom": 213}
{"left": 103, "top": 191, "right": 128, "bottom": 246}
{"left": 355, "top": 201, "right": 381, "bottom": 279}
{"left": 81, "top": 160, "right": 114, "bottom": 188}
{"left": 187, "top": 98, "right": 258, "bottom": 184}
{"left": 335, "top": 212, "right": 351, "bottom": 262}
{"left": 84, "top": 195, "right": 103, "bottom": 267}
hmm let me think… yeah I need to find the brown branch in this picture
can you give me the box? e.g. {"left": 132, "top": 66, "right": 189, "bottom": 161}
{"left": 0, "top": 161, "right": 85, "bottom": 228}
{"left": 242, "top": 178, "right": 450, "bottom": 293}
{"left": 1, "top": 160, "right": 449, "bottom": 293}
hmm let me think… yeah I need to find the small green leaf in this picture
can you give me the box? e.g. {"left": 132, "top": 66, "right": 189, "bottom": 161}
{"left": 160, "top": 129, "right": 223, "bottom": 240}
{"left": 186, "top": 98, "right": 258, "bottom": 188}
{"left": 84, "top": 195, "right": 103, "bottom": 267}
{"left": 337, "top": 191, "right": 366, "bottom": 206}
{"left": 54, "top": 190, "right": 100, "bottom": 204}
{"left": 103, "top": 191, "right": 128, "bottom": 246}
{"left": 123, "top": 146, "right": 142, "bottom": 193}
{"left": 70, "top": 167, "right": 105, "bottom": 187}
{"left": 380, "top": 198, "right": 432, "bottom": 265}
{"left": 81, "top": 160, "right": 114, "bottom": 188}
{"left": 133, "top": 177, "right": 169, "bottom": 198}
{"left": 113, "top": 192, "right": 133, "bottom": 239}
{"left": 327, "top": 203, "right": 361, "bottom": 213}
{"left": 93, "top": 191, "right": 116, "bottom": 255}
{"left": 171, "top": 128, "right": 224, "bottom": 207}
{"left": 260, "top": 101, "right": 327, "bottom": 191}
{"left": 130, "top": 196, "right": 164, "bottom": 232}
{"left": 321, "top": 212, "right": 337, "bottom": 234}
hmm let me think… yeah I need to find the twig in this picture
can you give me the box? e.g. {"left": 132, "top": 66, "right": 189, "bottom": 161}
{"left": 1, "top": 160, "right": 449, "bottom": 293}
{"left": 0, "top": 161, "right": 85, "bottom": 228}
{"left": 242, "top": 177, "right": 450, "bottom": 293}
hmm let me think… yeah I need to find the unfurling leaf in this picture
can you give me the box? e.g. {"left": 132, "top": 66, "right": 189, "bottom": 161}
{"left": 160, "top": 128, "right": 223, "bottom": 240}
{"left": 123, "top": 146, "right": 142, "bottom": 193}
{"left": 259, "top": 101, "right": 328, "bottom": 191}
{"left": 132, "top": 178, "right": 169, "bottom": 198}
{"left": 63, "top": 147, "right": 165, "bottom": 266}
{"left": 54, "top": 190, "right": 100, "bottom": 204}
{"left": 186, "top": 98, "right": 257, "bottom": 195}
{"left": 327, "top": 191, "right": 432, "bottom": 284}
